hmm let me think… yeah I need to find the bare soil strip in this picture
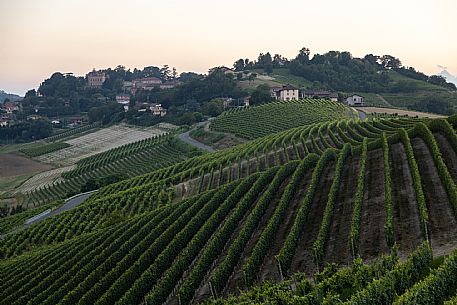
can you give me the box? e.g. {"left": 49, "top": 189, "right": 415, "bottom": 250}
{"left": 286, "top": 146, "right": 297, "bottom": 161}
{"left": 434, "top": 133, "right": 457, "bottom": 183}
{"left": 296, "top": 143, "right": 306, "bottom": 159}
{"left": 324, "top": 156, "right": 360, "bottom": 266}
{"left": 359, "top": 149, "right": 389, "bottom": 260}
{"left": 412, "top": 137, "right": 457, "bottom": 257}
{"left": 390, "top": 143, "right": 423, "bottom": 258}
{"left": 289, "top": 163, "right": 336, "bottom": 276}
{"left": 278, "top": 149, "right": 287, "bottom": 165}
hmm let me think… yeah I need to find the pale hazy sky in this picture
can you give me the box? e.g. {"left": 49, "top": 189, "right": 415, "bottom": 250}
{"left": 1, "top": 0, "right": 456, "bottom": 95}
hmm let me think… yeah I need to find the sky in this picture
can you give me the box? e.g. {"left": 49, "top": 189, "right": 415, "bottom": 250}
{"left": 1, "top": 0, "right": 456, "bottom": 95}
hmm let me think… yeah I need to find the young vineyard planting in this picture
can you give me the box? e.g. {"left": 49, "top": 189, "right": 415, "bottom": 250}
{"left": 3, "top": 108, "right": 457, "bottom": 304}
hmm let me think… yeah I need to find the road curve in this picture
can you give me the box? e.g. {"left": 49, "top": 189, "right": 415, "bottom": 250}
{"left": 1, "top": 191, "right": 96, "bottom": 239}
{"left": 26, "top": 191, "right": 96, "bottom": 226}
{"left": 178, "top": 130, "right": 215, "bottom": 152}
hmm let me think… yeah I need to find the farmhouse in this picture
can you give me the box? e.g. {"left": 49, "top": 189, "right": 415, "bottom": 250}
{"left": 271, "top": 84, "right": 299, "bottom": 101}
{"left": 345, "top": 94, "right": 364, "bottom": 106}
{"left": 301, "top": 90, "right": 338, "bottom": 102}
{"left": 149, "top": 103, "right": 167, "bottom": 116}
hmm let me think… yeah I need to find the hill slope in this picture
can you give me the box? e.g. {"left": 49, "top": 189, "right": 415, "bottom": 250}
{"left": 2, "top": 114, "right": 457, "bottom": 304}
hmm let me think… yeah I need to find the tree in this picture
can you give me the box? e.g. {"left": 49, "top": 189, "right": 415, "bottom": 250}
{"left": 172, "top": 67, "right": 178, "bottom": 79}
{"left": 25, "top": 89, "right": 37, "bottom": 98}
{"left": 202, "top": 99, "right": 223, "bottom": 116}
{"left": 380, "top": 55, "right": 402, "bottom": 69}
{"left": 160, "top": 65, "right": 171, "bottom": 80}
{"left": 234, "top": 59, "right": 245, "bottom": 71}
{"left": 264, "top": 63, "right": 273, "bottom": 75}
{"left": 250, "top": 84, "right": 273, "bottom": 105}
{"left": 257, "top": 52, "right": 273, "bottom": 69}
{"left": 412, "top": 96, "right": 452, "bottom": 115}
{"left": 296, "top": 47, "right": 311, "bottom": 64}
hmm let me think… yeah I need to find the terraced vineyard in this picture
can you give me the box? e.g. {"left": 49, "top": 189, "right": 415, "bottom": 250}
{"left": 3, "top": 108, "right": 457, "bottom": 305}
{"left": 210, "top": 99, "right": 354, "bottom": 139}
{"left": 20, "top": 135, "right": 203, "bottom": 207}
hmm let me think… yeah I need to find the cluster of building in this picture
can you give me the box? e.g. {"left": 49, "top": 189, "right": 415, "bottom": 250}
{"left": 86, "top": 69, "right": 181, "bottom": 94}
{"left": 270, "top": 84, "right": 364, "bottom": 106}
{"left": 86, "top": 69, "right": 174, "bottom": 116}
{"left": 0, "top": 101, "right": 20, "bottom": 126}
{"left": 115, "top": 94, "right": 167, "bottom": 116}
{"left": 122, "top": 77, "right": 181, "bottom": 95}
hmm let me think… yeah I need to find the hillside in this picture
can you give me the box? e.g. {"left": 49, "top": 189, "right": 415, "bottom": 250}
{"left": 0, "top": 90, "right": 21, "bottom": 102}
{"left": 0, "top": 123, "right": 202, "bottom": 211}
{"left": 239, "top": 68, "right": 457, "bottom": 114}
{"left": 2, "top": 101, "right": 457, "bottom": 304}
{"left": 211, "top": 99, "right": 354, "bottom": 139}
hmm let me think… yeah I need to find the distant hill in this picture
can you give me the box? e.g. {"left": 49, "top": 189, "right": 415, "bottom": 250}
{"left": 440, "top": 70, "right": 457, "bottom": 86}
{"left": 0, "top": 90, "right": 22, "bottom": 102}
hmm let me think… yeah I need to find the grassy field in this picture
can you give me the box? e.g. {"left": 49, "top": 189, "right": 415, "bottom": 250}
{"left": 0, "top": 174, "right": 33, "bottom": 197}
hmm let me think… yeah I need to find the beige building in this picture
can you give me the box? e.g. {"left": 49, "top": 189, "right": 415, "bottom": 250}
{"left": 271, "top": 84, "right": 299, "bottom": 101}
{"left": 86, "top": 69, "right": 106, "bottom": 88}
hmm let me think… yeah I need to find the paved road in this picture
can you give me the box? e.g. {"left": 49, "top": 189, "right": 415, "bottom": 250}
{"left": 178, "top": 124, "right": 215, "bottom": 152}
{"left": 26, "top": 191, "right": 96, "bottom": 226}
{"left": 1, "top": 191, "right": 96, "bottom": 239}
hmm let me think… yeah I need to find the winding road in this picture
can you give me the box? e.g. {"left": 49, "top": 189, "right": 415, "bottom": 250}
{"left": 1, "top": 191, "right": 96, "bottom": 238}
{"left": 26, "top": 191, "right": 96, "bottom": 226}
{"left": 178, "top": 121, "right": 216, "bottom": 152}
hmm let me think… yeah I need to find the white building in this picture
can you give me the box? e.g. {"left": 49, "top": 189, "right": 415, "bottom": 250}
{"left": 149, "top": 103, "right": 167, "bottom": 116}
{"left": 345, "top": 94, "right": 364, "bottom": 106}
{"left": 116, "top": 94, "right": 130, "bottom": 104}
{"left": 271, "top": 84, "right": 299, "bottom": 101}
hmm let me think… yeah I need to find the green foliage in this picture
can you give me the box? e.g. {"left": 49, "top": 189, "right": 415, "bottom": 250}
{"left": 211, "top": 99, "right": 353, "bottom": 139}
{"left": 19, "top": 142, "right": 70, "bottom": 157}
{"left": 312, "top": 144, "right": 352, "bottom": 266}
{"left": 276, "top": 150, "right": 335, "bottom": 274}
{"left": 346, "top": 242, "right": 433, "bottom": 305}
{"left": 399, "top": 128, "right": 429, "bottom": 238}
{"left": 349, "top": 138, "right": 367, "bottom": 257}
{"left": 394, "top": 247, "right": 457, "bottom": 304}
{"left": 0, "top": 119, "right": 53, "bottom": 144}
{"left": 410, "top": 122, "right": 457, "bottom": 217}
{"left": 242, "top": 158, "right": 314, "bottom": 286}
{"left": 209, "top": 165, "right": 291, "bottom": 295}
{"left": 382, "top": 133, "right": 394, "bottom": 247}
